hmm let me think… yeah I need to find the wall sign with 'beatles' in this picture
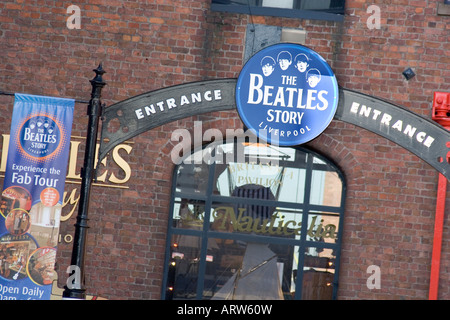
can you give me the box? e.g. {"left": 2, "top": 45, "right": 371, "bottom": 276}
{"left": 235, "top": 43, "right": 339, "bottom": 146}
{"left": 0, "top": 94, "right": 74, "bottom": 300}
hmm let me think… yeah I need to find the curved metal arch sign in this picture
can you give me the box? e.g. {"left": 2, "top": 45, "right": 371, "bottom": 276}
{"left": 98, "top": 79, "right": 450, "bottom": 180}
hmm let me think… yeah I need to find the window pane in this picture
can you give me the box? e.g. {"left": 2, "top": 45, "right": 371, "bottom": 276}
{"left": 310, "top": 170, "right": 342, "bottom": 207}
{"left": 214, "top": 165, "right": 306, "bottom": 203}
{"left": 277, "top": 167, "right": 306, "bottom": 203}
{"left": 300, "top": 0, "right": 332, "bottom": 10}
{"left": 213, "top": 142, "right": 300, "bottom": 198}
{"left": 306, "top": 212, "right": 340, "bottom": 243}
{"left": 172, "top": 198, "right": 205, "bottom": 230}
{"left": 302, "top": 246, "right": 336, "bottom": 300}
{"left": 214, "top": 162, "right": 284, "bottom": 196}
{"left": 263, "top": 0, "right": 294, "bottom": 9}
{"left": 175, "top": 162, "right": 210, "bottom": 195}
{"left": 210, "top": 204, "right": 303, "bottom": 239}
{"left": 203, "top": 238, "right": 246, "bottom": 299}
{"left": 166, "top": 235, "right": 202, "bottom": 299}
{"left": 203, "top": 240, "right": 296, "bottom": 300}
{"left": 212, "top": 0, "right": 345, "bottom": 11}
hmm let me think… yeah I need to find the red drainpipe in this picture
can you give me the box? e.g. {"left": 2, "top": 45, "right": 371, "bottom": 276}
{"left": 429, "top": 91, "right": 450, "bottom": 300}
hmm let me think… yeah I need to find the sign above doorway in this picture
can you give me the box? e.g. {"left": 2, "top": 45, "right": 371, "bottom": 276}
{"left": 235, "top": 43, "right": 339, "bottom": 146}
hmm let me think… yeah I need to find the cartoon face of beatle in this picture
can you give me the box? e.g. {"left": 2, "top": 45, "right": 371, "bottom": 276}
{"left": 260, "top": 56, "right": 276, "bottom": 77}
{"left": 260, "top": 51, "right": 322, "bottom": 88}
{"left": 236, "top": 43, "right": 339, "bottom": 147}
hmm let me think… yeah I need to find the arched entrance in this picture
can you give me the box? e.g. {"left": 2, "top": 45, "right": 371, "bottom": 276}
{"left": 92, "top": 78, "right": 449, "bottom": 300}
{"left": 162, "top": 140, "right": 345, "bottom": 300}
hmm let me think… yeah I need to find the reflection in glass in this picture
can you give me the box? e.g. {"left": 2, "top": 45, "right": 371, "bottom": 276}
{"left": 277, "top": 168, "right": 306, "bottom": 203}
{"left": 166, "top": 142, "right": 345, "bottom": 300}
{"left": 167, "top": 235, "right": 201, "bottom": 299}
{"left": 310, "top": 170, "right": 342, "bottom": 207}
{"left": 203, "top": 240, "right": 298, "bottom": 300}
{"left": 212, "top": 0, "right": 346, "bottom": 12}
{"left": 302, "top": 246, "right": 336, "bottom": 300}
{"left": 176, "top": 162, "right": 209, "bottom": 194}
{"left": 214, "top": 142, "right": 307, "bottom": 204}
{"left": 306, "top": 212, "right": 339, "bottom": 243}
{"left": 210, "top": 205, "right": 303, "bottom": 238}
{"left": 172, "top": 198, "right": 205, "bottom": 230}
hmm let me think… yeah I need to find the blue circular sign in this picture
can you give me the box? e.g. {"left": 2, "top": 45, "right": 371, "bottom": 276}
{"left": 18, "top": 115, "right": 62, "bottom": 160}
{"left": 236, "top": 43, "right": 339, "bottom": 146}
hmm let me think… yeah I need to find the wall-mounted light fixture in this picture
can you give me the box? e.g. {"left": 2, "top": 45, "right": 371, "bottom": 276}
{"left": 402, "top": 67, "right": 416, "bottom": 80}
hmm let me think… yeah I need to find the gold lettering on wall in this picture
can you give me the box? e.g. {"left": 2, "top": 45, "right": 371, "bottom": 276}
{"left": 105, "top": 144, "right": 132, "bottom": 184}
{"left": 0, "top": 134, "right": 134, "bottom": 227}
{"left": 1, "top": 134, "right": 10, "bottom": 172}
{"left": 61, "top": 189, "right": 79, "bottom": 222}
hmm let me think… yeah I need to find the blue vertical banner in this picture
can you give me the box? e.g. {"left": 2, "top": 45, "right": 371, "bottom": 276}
{"left": 0, "top": 94, "right": 74, "bottom": 300}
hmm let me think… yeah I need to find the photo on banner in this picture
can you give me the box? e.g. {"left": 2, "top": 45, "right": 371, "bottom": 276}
{"left": 0, "top": 93, "right": 74, "bottom": 300}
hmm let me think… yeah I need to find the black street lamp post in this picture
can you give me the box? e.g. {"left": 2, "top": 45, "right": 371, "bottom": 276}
{"left": 63, "top": 64, "right": 106, "bottom": 299}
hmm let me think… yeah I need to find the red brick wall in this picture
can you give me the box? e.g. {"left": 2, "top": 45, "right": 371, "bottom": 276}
{"left": 0, "top": 0, "right": 449, "bottom": 299}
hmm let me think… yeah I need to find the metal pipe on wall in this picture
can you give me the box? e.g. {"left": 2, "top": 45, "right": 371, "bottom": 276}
{"left": 62, "top": 64, "right": 106, "bottom": 300}
{"left": 429, "top": 91, "right": 450, "bottom": 300}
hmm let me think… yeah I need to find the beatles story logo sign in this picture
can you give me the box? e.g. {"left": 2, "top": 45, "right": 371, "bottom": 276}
{"left": 236, "top": 43, "right": 339, "bottom": 146}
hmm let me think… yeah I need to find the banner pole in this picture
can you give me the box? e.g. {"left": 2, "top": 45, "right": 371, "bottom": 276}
{"left": 63, "top": 64, "right": 106, "bottom": 299}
